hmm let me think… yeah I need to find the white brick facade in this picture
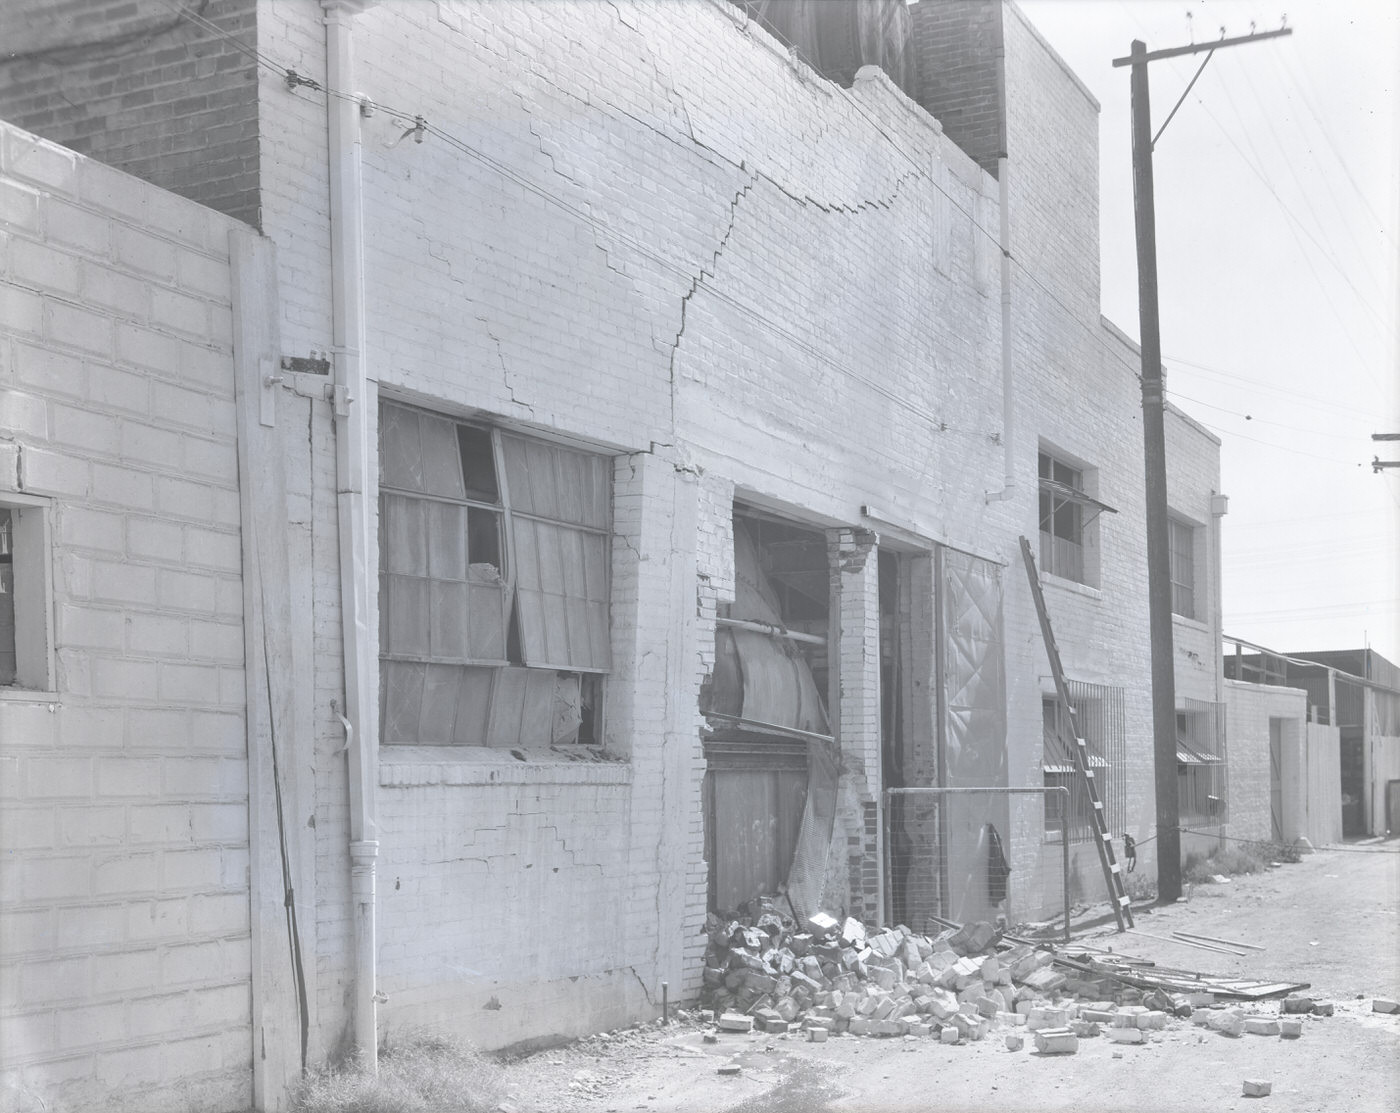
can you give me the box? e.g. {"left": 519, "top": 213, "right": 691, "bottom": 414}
{"left": 1, "top": 3, "right": 1229, "bottom": 1109}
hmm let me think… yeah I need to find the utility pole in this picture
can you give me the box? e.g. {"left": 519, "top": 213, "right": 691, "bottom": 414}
{"left": 1113, "top": 24, "right": 1291, "bottom": 904}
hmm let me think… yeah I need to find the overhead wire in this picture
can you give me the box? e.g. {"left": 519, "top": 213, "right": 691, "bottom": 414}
{"left": 151, "top": 0, "right": 1157, "bottom": 438}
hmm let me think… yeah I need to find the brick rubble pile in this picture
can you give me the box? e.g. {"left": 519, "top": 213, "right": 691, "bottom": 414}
{"left": 699, "top": 910, "right": 1336, "bottom": 1052}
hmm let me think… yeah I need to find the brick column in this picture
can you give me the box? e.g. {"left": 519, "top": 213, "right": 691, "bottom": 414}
{"left": 827, "top": 526, "right": 881, "bottom": 922}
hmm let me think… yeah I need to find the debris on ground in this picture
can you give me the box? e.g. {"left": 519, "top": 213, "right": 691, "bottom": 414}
{"left": 697, "top": 905, "right": 1327, "bottom": 1049}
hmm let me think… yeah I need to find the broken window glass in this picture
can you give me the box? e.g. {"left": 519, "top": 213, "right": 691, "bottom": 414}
{"left": 378, "top": 401, "right": 611, "bottom": 748}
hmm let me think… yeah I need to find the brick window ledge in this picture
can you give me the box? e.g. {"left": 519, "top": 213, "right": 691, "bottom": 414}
{"left": 380, "top": 745, "right": 632, "bottom": 787}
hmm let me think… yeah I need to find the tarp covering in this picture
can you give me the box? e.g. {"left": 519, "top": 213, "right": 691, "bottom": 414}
{"left": 941, "top": 549, "right": 1009, "bottom": 923}
{"left": 708, "top": 523, "right": 829, "bottom": 735}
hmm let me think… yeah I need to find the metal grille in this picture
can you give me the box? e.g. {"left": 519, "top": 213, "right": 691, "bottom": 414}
{"left": 1043, "top": 682, "right": 1126, "bottom": 843}
{"left": 1179, "top": 698, "right": 1227, "bottom": 824}
{"left": 883, "top": 786, "right": 1070, "bottom": 940}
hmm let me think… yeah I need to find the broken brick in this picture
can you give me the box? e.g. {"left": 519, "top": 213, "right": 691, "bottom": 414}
{"left": 1242, "top": 1079, "right": 1272, "bottom": 1097}
{"left": 1033, "top": 1027, "right": 1078, "bottom": 1054}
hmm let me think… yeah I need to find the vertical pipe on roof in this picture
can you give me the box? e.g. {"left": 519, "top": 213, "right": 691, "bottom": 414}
{"left": 322, "top": 0, "right": 378, "bottom": 1074}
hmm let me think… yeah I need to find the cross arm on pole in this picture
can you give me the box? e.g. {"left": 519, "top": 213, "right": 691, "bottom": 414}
{"left": 1113, "top": 26, "right": 1292, "bottom": 67}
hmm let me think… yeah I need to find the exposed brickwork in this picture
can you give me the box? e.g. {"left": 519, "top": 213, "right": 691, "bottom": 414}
{"left": 0, "top": 0, "right": 260, "bottom": 227}
{"left": 0, "top": 124, "right": 250, "bottom": 1113}
{"left": 909, "top": 0, "right": 1005, "bottom": 176}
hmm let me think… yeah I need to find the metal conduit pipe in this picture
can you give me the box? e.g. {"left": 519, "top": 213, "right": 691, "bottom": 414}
{"left": 986, "top": 37, "right": 1016, "bottom": 505}
{"left": 322, "top": 0, "right": 379, "bottom": 1073}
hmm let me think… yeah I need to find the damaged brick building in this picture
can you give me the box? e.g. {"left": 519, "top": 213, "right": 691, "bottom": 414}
{"left": 0, "top": 1, "right": 1228, "bottom": 1110}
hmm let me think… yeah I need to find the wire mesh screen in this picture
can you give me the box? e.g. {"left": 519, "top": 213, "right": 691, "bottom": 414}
{"left": 883, "top": 787, "right": 1070, "bottom": 942}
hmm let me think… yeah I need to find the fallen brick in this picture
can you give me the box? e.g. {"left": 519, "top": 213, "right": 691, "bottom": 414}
{"left": 1071, "top": 1020, "right": 1100, "bottom": 1038}
{"left": 717, "top": 1013, "right": 754, "bottom": 1033}
{"left": 718, "top": 1064, "right": 742, "bottom": 1076}
{"left": 1242, "top": 1079, "right": 1272, "bottom": 1097}
{"left": 1137, "top": 1011, "right": 1168, "bottom": 1030}
{"left": 1104, "top": 1026, "right": 1145, "bottom": 1044}
{"left": 1033, "top": 1028, "right": 1079, "bottom": 1054}
{"left": 1079, "top": 1007, "right": 1116, "bottom": 1024}
{"left": 1005, "top": 1033, "right": 1024, "bottom": 1051}
{"left": 1279, "top": 1018, "right": 1302, "bottom": 1038}
{"left": 1282, "top": 996, "right": 1314, "bottom": 1014}
{"left": 808, "top": 1027, "right": 828, "bottom": 1043}
{"left": 1311, "top": 1001, "right": 1334, "bottom": 1017}
{"left": 1028, "top": 1006, "right": 1070, "bottom": 1031}
{"left": 1373, "top": 999, "right": 1400, "bottom": 1014}
{"left": 1207, "top": 1010, "right": 1245, "bottom": 1037}
{"left": 1244, "top": 1017, "right": 1280, "bottom": 1036}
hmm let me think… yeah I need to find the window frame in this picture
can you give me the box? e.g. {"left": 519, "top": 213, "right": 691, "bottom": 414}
{"left": 376, "top": 401, "right": 612, "bottom": 749}
{"left": 1037, "top": 449, "right": 1109, "bottom": 587}
{"left": 1168, "top": 515, "right": 1197, "bottom": 620}
{"left": 0, "top": 493, "right": 56, "bottom": 696}
{"left": 1176, "top": 704, "right": 1228, "bottom": 826}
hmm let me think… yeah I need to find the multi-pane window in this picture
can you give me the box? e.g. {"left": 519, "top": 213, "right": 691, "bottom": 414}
{"left": 0, "top": 498, "right": 54, "bottom": 691}
{"left": 1177, "top": 702, "right": 1227, "bottom": 825}
{"left": 1038, "top": 452, "right": 1085, "bottom": 583}
{"left": 1169, "top": 517, "right": 1196, "bottom": 619}
{"left": 378, "top": 401, "right": 610, "bottom": 747}
{"left": 1042, "top": 684, "right": 1126, "bottom": 841}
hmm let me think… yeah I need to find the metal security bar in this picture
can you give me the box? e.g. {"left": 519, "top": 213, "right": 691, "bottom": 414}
{"left": 882, "top": 786, "right": 1071, "bottom": 944}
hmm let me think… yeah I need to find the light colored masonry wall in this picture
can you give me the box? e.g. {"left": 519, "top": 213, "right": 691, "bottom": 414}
{"left": 1222, "top": 679, "right": 1308, "bottom": 845}
{"left": 0, "top": 124, "right": 251, "bottom": 1113}
{"left": 247, "top": 0, "right": 1220, "bottom": 1050}
{"left": 1166, "top": 404, "right": 1225, "bottom": 707}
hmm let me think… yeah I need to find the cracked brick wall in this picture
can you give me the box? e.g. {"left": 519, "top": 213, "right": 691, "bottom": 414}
{"left": 0, "top": 124, "right": 252, "bottom": 1113}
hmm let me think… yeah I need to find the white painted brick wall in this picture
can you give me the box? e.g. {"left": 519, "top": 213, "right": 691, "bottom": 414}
{"left": 0, "top": 123, "right": 251, "bottom": 1113}
{"left": 240, "top": 0, "right": 1223, "bottom": 1058}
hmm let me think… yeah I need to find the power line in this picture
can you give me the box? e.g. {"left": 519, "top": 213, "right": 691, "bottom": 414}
{"left": 1164, "top": 354, "right": 1379, "bottom": 421}
{"left": 1164, "top": 388, "right": 1369, "bottom": 443}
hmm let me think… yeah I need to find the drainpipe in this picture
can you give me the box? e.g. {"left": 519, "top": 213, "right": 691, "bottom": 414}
{"left": 323, "top": 0, "right": 378, "bottom": 1072}
{"left": 985, "top": 34, "right": 1015, "bottom": 506}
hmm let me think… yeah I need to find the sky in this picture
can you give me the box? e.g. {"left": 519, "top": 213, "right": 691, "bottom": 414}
{"left": 1015, "top": 0, "right": 1400, "bottom": 664}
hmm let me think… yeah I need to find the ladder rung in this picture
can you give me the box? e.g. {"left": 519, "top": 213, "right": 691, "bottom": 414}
{"left": 1093, "top": 800, "right": 1104, "bottom": 810}
{"left": 1109, "top": 862, "right": 1120, "bottom": 873}
{"left": 1118, "top": 895, "right": 1131, "bottom": 906}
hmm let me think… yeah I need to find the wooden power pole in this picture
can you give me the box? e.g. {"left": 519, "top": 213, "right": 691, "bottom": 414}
{"left": 1113, "top": 25, "right": 1291, "bottom": 904}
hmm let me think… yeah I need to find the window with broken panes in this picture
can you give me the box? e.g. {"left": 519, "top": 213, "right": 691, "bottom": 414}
{"left": 1169, "top": 516, "right": 1196, "bottom": 619}
{"left": 1038, "top": 452, "right": 1085, "bottom": 583}
{"left": 378, "top": 401, "right": 610, "bottom": 747}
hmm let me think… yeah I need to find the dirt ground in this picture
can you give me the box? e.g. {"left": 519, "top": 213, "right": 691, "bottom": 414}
{"left": 498, "top": 839, "right": 1400, "bottom": 1113}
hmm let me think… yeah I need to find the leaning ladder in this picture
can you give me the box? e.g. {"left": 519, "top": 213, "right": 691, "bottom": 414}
{"left": 1019, "top": 536, "right": 1134, "bottom": 931}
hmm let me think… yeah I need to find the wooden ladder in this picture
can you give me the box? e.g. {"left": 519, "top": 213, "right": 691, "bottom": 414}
{"left": 1019, "top": 537, "right": 1134, "bottom": 931}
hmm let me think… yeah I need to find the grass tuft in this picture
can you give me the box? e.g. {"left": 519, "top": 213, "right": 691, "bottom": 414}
{"left": 291, "top": 1031, "right": 506, "bottom": 1113}
{"left": 1181, "top": 839, "right": 1301, "bottom": 884}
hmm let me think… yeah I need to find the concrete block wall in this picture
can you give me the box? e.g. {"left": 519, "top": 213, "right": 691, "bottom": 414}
{"left": 0, "top": 0, "right": 261, "bottom": 228}
{"left": 0, "top": 124, "right": 251, "bottom": 1113}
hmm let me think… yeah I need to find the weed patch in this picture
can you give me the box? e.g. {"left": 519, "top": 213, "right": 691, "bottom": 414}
{"left": 291, "top": 1031, "right": 505, "bottom": 1113}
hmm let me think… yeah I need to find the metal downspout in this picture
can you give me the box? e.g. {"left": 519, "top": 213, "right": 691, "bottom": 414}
{"left": 322, "top": 0, "right": 378, "bottom": 1072}
{"left": 985, "top": 37, "right": 1015, "bottom": 505}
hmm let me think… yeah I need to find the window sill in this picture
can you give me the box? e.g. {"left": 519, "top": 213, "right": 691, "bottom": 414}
{"left": 0, "top": 687, "right": 59, "bottom": 704}
{"left": 1172, "top": 614, "right": 1209, "bottom": 633}
{"left": 379, "top": 745, "right": 632, "bottom": 787}
{"left": 1040, "top": 573, "right": 1102, "bottom": 601}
